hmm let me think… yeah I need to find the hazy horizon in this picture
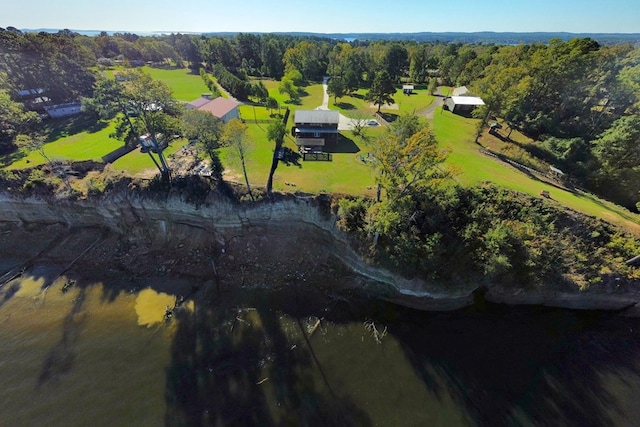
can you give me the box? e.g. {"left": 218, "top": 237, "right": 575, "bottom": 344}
{"left": 3, "top": 0, "right": 639, "bottom": 35}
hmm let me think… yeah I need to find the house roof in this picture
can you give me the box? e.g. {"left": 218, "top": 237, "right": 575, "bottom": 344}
{"left": 16, "top": 88, "right": 46, "bottom": 97}
{"left": 449, "top": 96, "right": 485, "bottom": 106}
{"left": 295, "top": 110, "right": 339, "bottom": 125}
{"left": 402, "top": 84, "right": 414, "bottom": 90}
{"left": 452, "top": 86, "right": 469, "bottom": 96}
{"left": 197, "top": 97, "right": 241, "bottom": 118}
{"left": 188, "top": 97, "right": 212, "bottom": 109}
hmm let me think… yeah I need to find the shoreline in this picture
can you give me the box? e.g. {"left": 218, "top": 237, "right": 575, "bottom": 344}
{"left": 0, "top": 190, "right": 639, "bottom": 316}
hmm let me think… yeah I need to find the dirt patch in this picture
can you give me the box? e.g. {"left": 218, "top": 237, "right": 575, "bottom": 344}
{"left": 369, "top": 103, "right": 399, "bottom": 111}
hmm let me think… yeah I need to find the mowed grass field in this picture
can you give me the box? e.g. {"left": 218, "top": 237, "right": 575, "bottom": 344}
{"left": 431, "top": 109, "right": 640, "bottom": 232}
{"left": 105, "top": 66, "right": 210, "bottom": 101}
{"left": 7, "top": 120, "right": 122, "bottom": 169}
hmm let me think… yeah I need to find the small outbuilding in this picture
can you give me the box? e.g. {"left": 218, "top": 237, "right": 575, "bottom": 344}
{"left": 402, "top": 84, "right": 414, "bottom": 95}
{"left": 444, "top": 96, "right": 485, "bottom": 115}
{"left": 452, "top": 86, "right": 470, "bottom": 97}
{"left": 189, "top": 96, "right": 241, "bottom": 123}
{"left": 43, "top": 102, "right": 82, "bottom": 119}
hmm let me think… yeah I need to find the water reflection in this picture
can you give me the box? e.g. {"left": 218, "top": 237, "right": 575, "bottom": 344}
{"left": 1, "top": 269, "right": 640, "bottom": 426}
{"left": 164, "top": 288, "right": 372, "bottom": 426}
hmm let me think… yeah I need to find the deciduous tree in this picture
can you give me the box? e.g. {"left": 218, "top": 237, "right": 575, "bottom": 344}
{"left": 327, "top": 77, "right": 346, "bottom": 103}
{"left": 222, "top": 118, "right": 254, "bottom": 200}
{"left": 366, "top": 71, "right": 396, "bottom": 113}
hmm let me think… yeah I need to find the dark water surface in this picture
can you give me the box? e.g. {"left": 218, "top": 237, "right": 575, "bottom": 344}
{"left": 1, "top": 273, "right": 640, "bottom": 426}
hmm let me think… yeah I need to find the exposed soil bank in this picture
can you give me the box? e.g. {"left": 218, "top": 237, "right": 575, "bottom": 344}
{"left": 0, "top": 191, "right": 639, "bottom": 315}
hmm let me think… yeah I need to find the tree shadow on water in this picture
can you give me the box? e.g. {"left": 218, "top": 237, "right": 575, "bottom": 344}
{"left": 37, "top": 287, "right": 88, "bottom": 386}
{"left": 164, "top": 288, "right": 371, "bottom": 426}
{"left": 385, "top": 304, "right": 640, "bottom": 427}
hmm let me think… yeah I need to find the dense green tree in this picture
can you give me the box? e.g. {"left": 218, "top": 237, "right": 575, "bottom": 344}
{"left": 265, "top": 97, "right": 279, "bottom": 116}
{"left": 260, "top": 38, "right": 284, "bottom": 79}
{"left": 591, "top": 116, "right": 640, "bottom": 207}
{"left": 278, "top": 75, "right": 299, "bottom": 103}
{"left": 0, "top": 30, "right": 96, "bottom": 103}
{"left": 0, "top": 89, "right": 39, "bottom": 152}
{"left": 366, "top": 71, "right": 395, "bottom": 113}
{"left": 409, "top": 45, "right": 430, "bottom": 83}
{"left": 89, "top": 70, "right": 182, "bottom": 180}
{"left": 182, "top": 109, "right": 222, "bottom": 153}
{"left": 327, "top": 77, "right": 346, "bottom": 103}
{"left": 236, "top": 33, "right": 262, "bottom": 75}
{"left": 372, "top": 124, "right": 450, "bottom": 203}
{"left": 383, "top": 44, "right": 409, "bottom": 82}
{"left": 283, "top": 40, "right": 328, "bottom": 81}
{"left": 251, "top": 80, "right": 269, "bottom": 102}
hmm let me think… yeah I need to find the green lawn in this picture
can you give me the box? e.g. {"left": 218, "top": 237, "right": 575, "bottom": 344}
{"left": 256, "top": 79, "right": 325, "bottom": 110}
{"left": 105, "top": 66, "right": 209, "bottom": 102}
{"left": 141, "top": 67, "right": 209, "bottom": 102}
{"left": 8, "top": 120, "right": 122, "bottom": 169}
{"left": 219, "top": 124, "right": 382, "bottom": 196}
{"left": 431, "top": 108, "right": 640, "bottom": 232}
{"left": 330, "top": 88, "right": 435, "bottom": 118}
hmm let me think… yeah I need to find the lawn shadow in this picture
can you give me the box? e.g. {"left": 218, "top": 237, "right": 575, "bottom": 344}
{"left": 350, "top": 93, "right": 364, "bottom": 100}
{"left": 325, "top": 134, "right": 360, "bottom": 154}
{"left": 378, "top": 112, "right": 398, "bottom": 123}
{"left": 42, "top": 114, "right": 107, "bottom": 142}
{"left": 335, "top": 102, "right": 355, "bottom": 110}
{"left": 0, "top": 149, "right": 27, "bottom": 167}
{"left": 280, "top": 147, "right": 302, "bottom": 168}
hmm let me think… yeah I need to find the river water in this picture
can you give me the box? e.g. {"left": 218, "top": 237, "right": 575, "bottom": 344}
{"left": 1, "top": 271, "right": 640, "bottom": 426}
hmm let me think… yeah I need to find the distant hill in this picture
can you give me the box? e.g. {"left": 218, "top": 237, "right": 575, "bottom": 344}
{"left": 16, "top": 28, "right": 640, "bottom": 45}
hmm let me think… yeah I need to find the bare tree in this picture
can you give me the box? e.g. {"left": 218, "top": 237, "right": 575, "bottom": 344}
{"left": 349, "top": 110, "right": 370, "bottom": 137}
{"left": 222, "top": 119, "right": 254, "bottom": 200}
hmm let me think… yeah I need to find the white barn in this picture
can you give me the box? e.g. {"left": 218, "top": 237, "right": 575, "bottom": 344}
{"left": 444, "top": 96, "right": 485, "bottom": 115}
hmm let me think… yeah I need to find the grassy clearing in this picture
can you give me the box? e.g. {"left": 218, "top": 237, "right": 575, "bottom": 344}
{"left": 219, "top": 123, "right": 383, "bottom": 196}
{"left": 142, "top": 67, "right": 209, "bottom": 101}
{"left": 105, "top": 66, "right": 208, "bottom": 101}
{"left": 8, "top": 120, "right": 122, "bottom": 169}
{"left": 330, "top": 88, "right": 435, "bottom": 118}
{"left": 431, "top": 108, "right": 640, "bottom": 232}
{"left": 256, "top": 78, "right": 325, "bottom": 110}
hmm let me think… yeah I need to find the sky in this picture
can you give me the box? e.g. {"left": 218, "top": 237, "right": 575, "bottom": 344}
{"left": 3, "top": 0, "right": 640, "bottom": 34}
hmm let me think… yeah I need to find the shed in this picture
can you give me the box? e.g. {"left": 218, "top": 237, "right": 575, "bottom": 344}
{"left": 195, "top": 97, "right": 241, "bottom": 123}
{"left": 452, "top": 86, "right": 470, "bottom": 96}
{"left": 43, "top": 102, "right": 82, "bottom": 119}
{"left": 402, "top": 84, "right": 414, "bottom": 95}
{"left": 444, "top": 96, "right": 485, "bottom": 115}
